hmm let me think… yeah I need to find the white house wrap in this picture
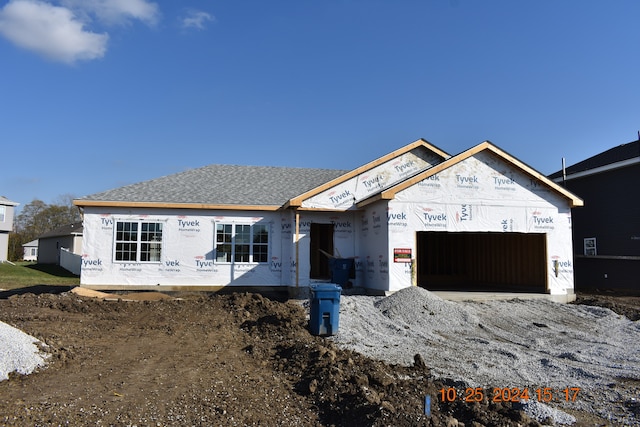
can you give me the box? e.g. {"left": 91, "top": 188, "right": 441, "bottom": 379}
{"left": 75, "top": 139, "right": 582, "bottom": 299}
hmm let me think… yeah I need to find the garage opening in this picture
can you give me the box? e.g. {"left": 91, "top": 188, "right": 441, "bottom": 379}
{"left": 416, "top": 231, "right": 547, "bottom": 292}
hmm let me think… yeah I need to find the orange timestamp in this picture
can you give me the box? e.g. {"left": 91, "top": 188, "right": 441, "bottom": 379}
{"left": 438, "top": 387, "right": 581, "bottom": 403}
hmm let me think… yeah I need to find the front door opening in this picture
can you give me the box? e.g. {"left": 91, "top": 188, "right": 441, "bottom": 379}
{"left": 416, "top": 231, "right": 547, "bottom": 292}
{"left": 310, "top": 223, "right": 334, "bottom": 280}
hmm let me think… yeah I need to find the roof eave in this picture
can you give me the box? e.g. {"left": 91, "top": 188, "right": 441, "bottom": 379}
{"left": 73, "top": 200, "right": 282, "bottom": 212}
{"left": 553, "top": 157, "right": 640, "bottom": 183}
{"left": 479, "top": 143, "right": 584, "bottom": 208}
{"left": 357, "top": 141, "right": 584, "bottom": 208}
{"left": 286, "top": 138, "right": 450, "bottom": 207}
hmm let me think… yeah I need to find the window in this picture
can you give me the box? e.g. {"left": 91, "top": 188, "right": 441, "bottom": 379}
{"left": 114, "top": 221, "right": 163, "bottom": 262}
{"left": 584, "top": 237, "right": 597, "bottom": 256}
{"left": 0, "top": 206, "right": 5, "bottom": 222}
{"left": 215, "top": 223, "right": 269, "bottom": 263}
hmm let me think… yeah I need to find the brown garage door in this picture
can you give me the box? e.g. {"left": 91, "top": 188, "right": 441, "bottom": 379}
{"left": 416, "top": 231, "right": 547, "bottom": 292}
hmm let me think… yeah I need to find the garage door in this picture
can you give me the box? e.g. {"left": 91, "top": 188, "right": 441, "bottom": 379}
{"left": 416, "top": 231, "right": 547, "bottom": 292}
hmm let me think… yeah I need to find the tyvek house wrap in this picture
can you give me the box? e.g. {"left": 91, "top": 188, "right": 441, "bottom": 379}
{"left": 302, "top": 145, "right": 445, "bottom": 210}
{"left": 360, "top": 151, "right": 575, "bottom": 294}
{"left": 79, "top": 143, "right": 577, "bottom": 294}
{"left": 285, "top": 210, "right": 360, "bottom": 288}
{"left": 80, "top": 208, "right": 285, "bottom": 287}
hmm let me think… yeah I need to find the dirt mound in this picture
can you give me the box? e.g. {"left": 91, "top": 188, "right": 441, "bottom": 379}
{"left": 71, "top": 287, "right": 177, "bottom": 301}
{"left": 0, "top": 290, "right": 545, "bottom": 426}
{"left": 572, "top": 293, "right": 640, "bottom": 321}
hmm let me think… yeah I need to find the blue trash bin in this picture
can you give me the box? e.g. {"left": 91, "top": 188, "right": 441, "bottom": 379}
{"left": 309, "top": 283, "right": 342, "bottom": 336}
{"left": 329, "top": 258, "right": 354, "bottom": 287}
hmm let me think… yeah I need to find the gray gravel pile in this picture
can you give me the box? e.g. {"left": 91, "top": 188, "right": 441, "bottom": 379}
{"left": 374, "top": 286, "right": 479, "bottom": 329}
{"left": 331, "top": 287, "right": 640, "bottom": 426}
{"left": 0, "top": 321, "right": 49, "bottom": 381}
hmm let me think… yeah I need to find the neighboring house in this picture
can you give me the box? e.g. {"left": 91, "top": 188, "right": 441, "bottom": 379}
{"left": 74, "top": 139, "right": 582, "bottom": 301}
{"left": 0, "top": 196, "right": 19, "bottom": 262}
{"left": 22, "top": 239, "right": 38, "bottom": 261}
{"left": 37, "top": 222, "right": 83, "bottom": 265}
{"left": 549, "top": 138, "right": 640, "bottom": 291}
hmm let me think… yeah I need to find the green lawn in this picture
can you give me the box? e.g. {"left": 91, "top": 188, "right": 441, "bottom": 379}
{"left": 0, "top": 262, "right": 80, "bottom": 290}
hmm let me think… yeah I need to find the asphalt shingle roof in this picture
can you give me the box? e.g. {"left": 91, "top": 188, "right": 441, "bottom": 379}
{"left": 38, "top": 222, "right": 83, "bottom": 238}
{"left": 548, "top": 139, "right": 640, "bottom": 179}
{"left": 76, "top": 165, "right": 349, "bottom": 207}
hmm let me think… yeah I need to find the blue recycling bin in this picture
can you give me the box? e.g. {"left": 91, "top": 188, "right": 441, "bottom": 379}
{"left": 329, "top": 258, "right": 354, "bottom": 287}
{"left": 309, "top": 283, "right": 342, "bottom": 336}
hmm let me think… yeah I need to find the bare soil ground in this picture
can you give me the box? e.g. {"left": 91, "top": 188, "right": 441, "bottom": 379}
{"left": 0, "top": 288, "right": 637, "bottom": 426}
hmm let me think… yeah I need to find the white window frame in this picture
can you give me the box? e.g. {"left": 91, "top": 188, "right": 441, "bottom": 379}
{"left": 215, "top": 222, "right": 269, "bottom": 264}
{"left": 113, "top": 220, "right": 164, "bottom": 263}
{"left": 0, "top": 206, "right": 5, "bottom": 223}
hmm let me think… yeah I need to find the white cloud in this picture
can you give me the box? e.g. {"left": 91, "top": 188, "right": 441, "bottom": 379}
{"left": 63, "top": 0, "right": 160, "bottom": 26}
{"left": 0, "top": 0, "right": 108, "bottom": 64}
{"left": 0, "top": 0, "right": 160, "bottom": 64}
{"left": 181, "top": 9, "right": 213, "bottom": 30}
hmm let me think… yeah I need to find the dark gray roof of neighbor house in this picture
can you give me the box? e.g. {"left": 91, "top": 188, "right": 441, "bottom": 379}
{"left": 548, "top": 139, "right": 640, "bottom": 179}
{"left": 76, "top": 164, "right": 350, "bottom": 207}
{"left": 38, "top": 222, "right": 83, "bottom": 239}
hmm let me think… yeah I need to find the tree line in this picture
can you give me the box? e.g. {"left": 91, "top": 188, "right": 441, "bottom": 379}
{"left": 7, "top": 195, "right": 82, "bottom": 262}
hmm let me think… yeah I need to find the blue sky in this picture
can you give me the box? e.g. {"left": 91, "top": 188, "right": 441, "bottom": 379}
{"left": 1, "top": 0, "right": 639, "bottom": 209}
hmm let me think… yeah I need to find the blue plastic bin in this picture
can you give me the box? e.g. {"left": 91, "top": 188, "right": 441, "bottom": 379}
{"left": 329, "top": 258, "right": 354, "bottom": 287}
{"left": 309, "top": 283, "right": 342, "bottom": 336}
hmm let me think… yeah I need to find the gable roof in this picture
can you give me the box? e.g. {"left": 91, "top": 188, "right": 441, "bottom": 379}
{"left": 284, "top": 138, "right": 450, "bottom": 208}
{"left": 0, "top": 196, "right": 19, "bottom": 206}
{"left": 358, "top": 141, "right": 584, "bottom": 208}
{"left": 74, "top": 165, "right": 349, "bottom": 211}
{"left": 74, "top": 139, "right": 581, "bottom": 213}
{"left": 38, "top": 222, "right": 84, "bottom": 239}
{"left": 548, "top": 139, "right": 640, "bottom": 181}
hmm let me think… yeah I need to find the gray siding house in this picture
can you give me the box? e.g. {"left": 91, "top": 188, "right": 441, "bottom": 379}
{"left": 549, "top": 138, "right": 640, "bottom": 292}
{"left": 0, "top": 196, "right": 19, "bottom": 262}
{"left": 74, "top": 139, "right": 583, "bottom": 300}
{"left": 22, "top": 239, "right": 38, "bottom": 261}
{"left": 37, "top": 222, "right": 83, "bottom": 265}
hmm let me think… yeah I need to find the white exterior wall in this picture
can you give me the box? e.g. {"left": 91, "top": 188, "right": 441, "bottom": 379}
{"left": 387, "top": 151, "right": 575, "bottom": 294}
{"left": 284, "top": 210, "right": 359, "bottom": 287}
{"left": 71, "top": 235, "right": 83, "bottom": 255}
{"left": 280, "top": 210, "right": 295, "bottom": 287}
{"left": 82, "top": 207, "right": 361, "bottom": 289}
{"left": 81, "top": 207, "right": 286, "bottom": 287}
{"left": 79, "top": 149, "right": 576, "bottom": 295}
{"left": 0, "top": 202, "right": 16, "bottom": 262}
{"left": 22, "top": 242, "right": 38, "bottom": 261}
{"left": 358, "top": 203, "right": 390, "bottom": 291}
{"left": 0, "top": 233, "right": 8, "bottom": 262}
{"left": 295, "top": 145, "right": 444, "bottom": 291}
{"left": 0, "top": 204, "right": 15, "bottom": 233}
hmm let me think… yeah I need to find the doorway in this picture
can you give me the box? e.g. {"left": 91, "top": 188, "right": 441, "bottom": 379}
{"left": 310, "top": 223, "right": 334, "bottom": 280}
